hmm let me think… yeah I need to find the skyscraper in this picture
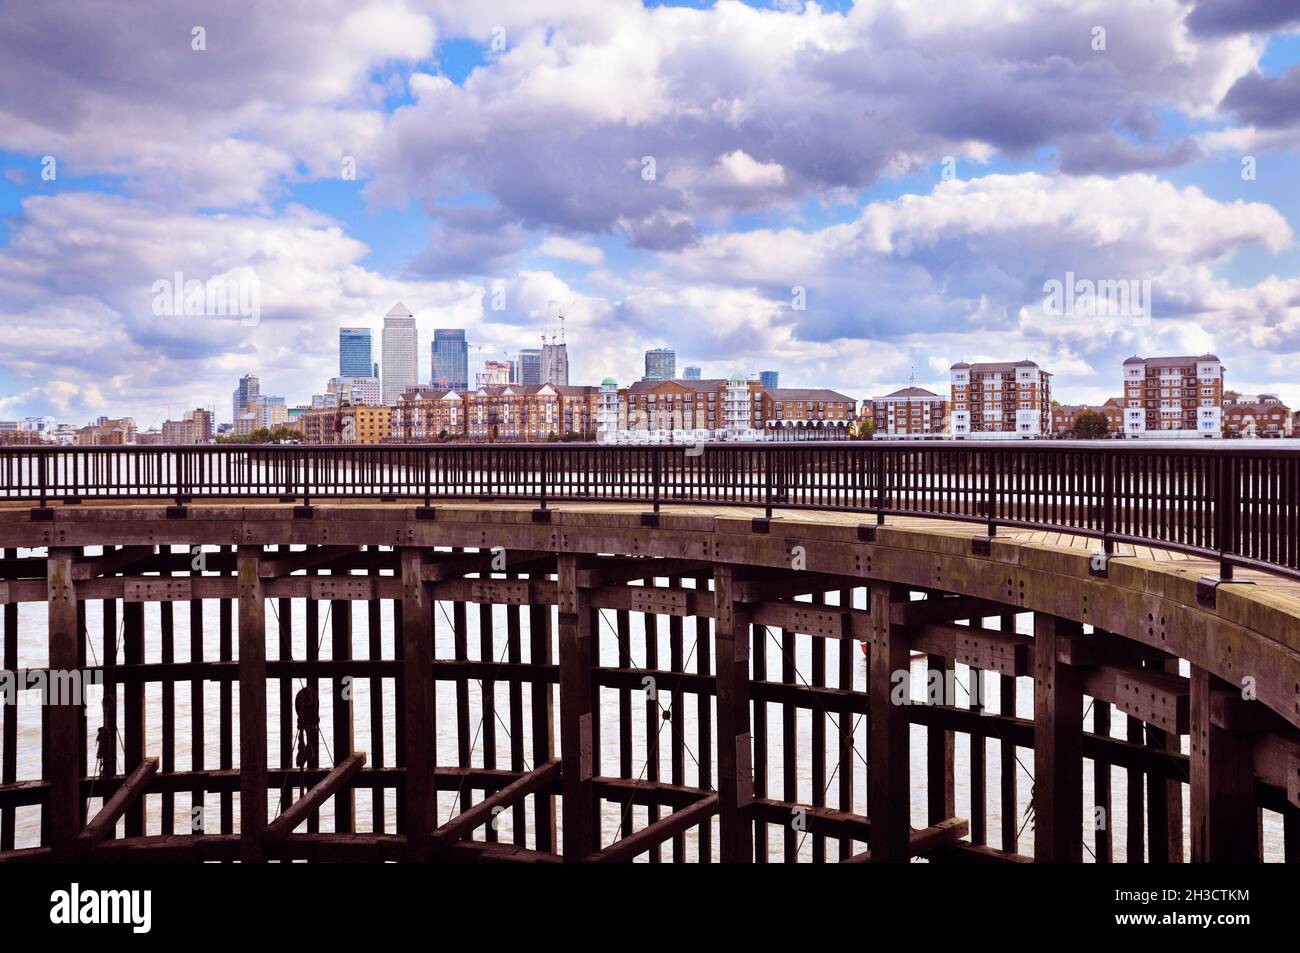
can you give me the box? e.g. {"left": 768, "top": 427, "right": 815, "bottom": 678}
{"left": 683, "top": 366, "right": 702, "bottom": 380}
{"left": 760, "top": 370, "right": 779, "bottom": 389}
{"left": 232, "top": 373, "right": 260, "bottom": 423}
{"left": 431, "top": 328, "right": 469, "bottom": 390}
{"left": 542, "top": 341, "right": 569, "bottom": 385}
{"left": 381, "top": 303, "right": 418, "bottom": 404}
{"left": 517, "top": 349, "right": 542, "bottom": 386}
{"left": 644, "top": 348, "right": 675, "bottom": 381}
{"left": 339, "top": 327, "right": 374, "bottom": 378}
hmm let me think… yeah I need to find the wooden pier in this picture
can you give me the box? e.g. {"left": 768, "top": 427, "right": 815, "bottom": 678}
{"left": 0, "top": 443, "right": 1297, "bottom": 862}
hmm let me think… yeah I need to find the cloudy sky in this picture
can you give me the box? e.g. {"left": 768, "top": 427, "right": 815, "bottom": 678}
{"left": 3, "top": 0, "right": 1300, "bottom": 427}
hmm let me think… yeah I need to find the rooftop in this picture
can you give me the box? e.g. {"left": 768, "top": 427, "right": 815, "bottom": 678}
{"left": 876, "top": 386, "right": 942, "bottom": 400}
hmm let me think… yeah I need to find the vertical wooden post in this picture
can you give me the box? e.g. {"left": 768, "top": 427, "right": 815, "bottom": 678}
{"left": 506, "top": 581, "right": 526, "bottom": 844}
{"left": 123, "top": 597, "right": 145, "bottom": 837}
{"left": 926, "top": 650, "right": 955, "bottom": 827}
{"left": 695, "top": 574, "right": 714, "bottom": 862}
{"left": 3, "top": 548, "right": 20, "bottom": 852}
{"left": 999, "top": 612, "right": 1017, "bottom": 854}
{"left": 713, "top": 564, "right": 753, "bottom": 862}
{"left": 400, "top": 548, "right": 435, "bottom": 859}
{"left": 751, "top": 601, "right": 768, "bottom": 863}
{"left": 644, "top": 610, "right": 661, "bottom": 860}
{"left": 810, "top": 595, "right": 826, "bottom": 864}
{"left": 159, "top": 549, "right": 174, "bottom": 836}
{"left": 237, "top": 546, "right": 267, "bottom": 862}
{"left": 452, "top": 598, "right": 470, "bottom": 815}
{"left": 1033, "top": 612, "right": 1083, "bottom": 862}
{"left": 781, "top": 626, "right": 798, "bottom": 862}
{"left": 331, "top": 596, "right": 355, "bottom": 832}
{"left": 837, "top": 587, "right": 855, "bottom": 860}
{"left": 868, "top": 584, "right": 909, "bottom": 861}
{"left": 1146, "top": 657, "right": 1184, "bottom": 862}
{"left": 479, "top": 602, "right": 497, "bottom": 843}
{"left": 557, "top": 553, "right": 595, "bottom": 860}
{"left": 1189, "top": 666, "right": 1257, "bottom": 862}
{"left": 219, "top": 581, "right": 234, "bottom": 834}
{"left": 3, "top": 550, "right": 20, "bottom": 851}
{"left": 367, "top": 594, "right": 386, "bottom": 833}
{"left": 188, "top": 592, "right": 204, "bottom": 836}
{"left": 46, "top": 548, "right": 79, "bottom": 861}
{"left": 528, "top": 588, "right": 557, "bottom": 852}
{"left": 1093, "top": 700, "right": 1113, "bottom": 863}
{"left": 969, "top": 664, "right": 987, "bottom": 846}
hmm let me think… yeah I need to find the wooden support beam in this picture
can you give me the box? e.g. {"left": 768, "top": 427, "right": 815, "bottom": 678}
{"left": 237, "top": 546, "right": 268, "bottom": 863}
{"left": 586, "top": 582, "right": 712, "bottom": 619}
{"left": 264, "top": 752, "right": 366, "bottom": 845}
{"left": 576, "top": 557, "right": 711, "bottom": 588}
{"left": 78, "top": 757, "right": 158, "bottom": 852}
{"left": 588, "top": 794, "right": 719, "bottom": 863}
{"left": 421, "top": 549, "right": 549, "bottom": 582}
{"left": 71, "top": 545, "right": 155, "bottom": 580}
{"left": 750, "top": 601, "right": 849, "bottom": 640}
{"left": 892, "top": 595, "right": 1006, "bottom": 627}
{"left": 868, "top": 584, "right": 910, "bottom": 862}
{"left": 257, "top": 545, "right": 357, "bottom": 578}
{"left": 557, "top": 553, "right": 595, "bottom": 861}
{"left": 1033, "top": 613, "right": 1084, "bottom": 862}
{"left": 752, "top": 798, "right": 871, "bottom": 841}
{"left": 733, "top": 571, "right": 853, "bottom": 604}
{"left": 1212, "top": 689, "right": 1292, "bottom": 732}
{"left": 430, "top": 760, "right": 561, "bottom": 850}
{"left": 714, "top": 564, "right": 754, "bottom": 862}
{"left": 45, "top": 548, "right": 79, "bottom": 862}
{"left": 400, "top": 548, "right": 435, "bottom": 860}
{"left": 840, "top": 817, "right": 969, "bottom": 863}
{"left": 1190, "top": 667, "right": 1258, "bottom": 862}
{"left": 1080, "top": 664, "right": 1190, "bottom": 735}
{"left": 1055, "top": 632, "right": 1170, "bottom": 667}
{"left": 909, "top": 622, "right": 1030, "bottom": 677}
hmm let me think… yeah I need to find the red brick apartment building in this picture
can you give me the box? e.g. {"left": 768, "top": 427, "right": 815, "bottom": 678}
{"left": 949, "top": 360, "right": 1052, "bottom": 438}
{"left": 868, "top": 386, "right": 948, "bottom": 436}
{"left": 1224, "top": 393, "right": 1292, "bottom": 437}
{"left": 760, "top": 387, "right": 856, "bottom": 437}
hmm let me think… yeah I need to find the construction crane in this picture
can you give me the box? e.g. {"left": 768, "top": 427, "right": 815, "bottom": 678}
{"left": 545, "top": 298, "right": 575, "bottom": 344}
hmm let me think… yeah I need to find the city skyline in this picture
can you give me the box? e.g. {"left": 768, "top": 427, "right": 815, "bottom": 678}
{"left": 4, "top": 2, "right": 1300, "bottom": 426}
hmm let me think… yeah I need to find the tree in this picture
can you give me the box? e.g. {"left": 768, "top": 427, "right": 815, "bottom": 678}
{"left": 216, "top": 425, "right": 301, "bottom": 445}
{"left": 1069, "top": 409, "right": 1110, "bottom": 439}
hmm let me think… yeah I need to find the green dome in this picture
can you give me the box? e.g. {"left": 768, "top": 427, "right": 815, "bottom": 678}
{"left": 602, "top": 376, "right": 617, "bottom": 387}
{"left": 729, "top": 373, "right": 746, "bottom": 383}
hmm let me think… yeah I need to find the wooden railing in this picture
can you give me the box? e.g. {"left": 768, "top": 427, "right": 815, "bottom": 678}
{"left": 2, "top": 442, "right": 1298, "bottom": 581}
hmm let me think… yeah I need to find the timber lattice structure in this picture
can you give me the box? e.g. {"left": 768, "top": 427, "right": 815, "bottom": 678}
{"left": 0, "top": 443, "right": 1298, "bottom": 862}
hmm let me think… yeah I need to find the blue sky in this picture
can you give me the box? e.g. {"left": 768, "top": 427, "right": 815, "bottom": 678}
{"left": 3, "top": 0, "right": 1300, "bottom": 424}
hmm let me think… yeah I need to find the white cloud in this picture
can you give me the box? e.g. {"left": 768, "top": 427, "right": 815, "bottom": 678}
{"left": 537, "top": 236, "right": 605, "bottom": 265}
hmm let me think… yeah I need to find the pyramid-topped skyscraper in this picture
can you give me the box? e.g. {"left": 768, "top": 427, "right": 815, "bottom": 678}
{"left": 381, "top": 302, "right": 417, "bottom": 404}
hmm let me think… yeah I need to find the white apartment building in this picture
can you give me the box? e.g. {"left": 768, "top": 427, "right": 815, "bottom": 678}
{"left": 1121, "top": 354, "right": 1223, "bottom": 438}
